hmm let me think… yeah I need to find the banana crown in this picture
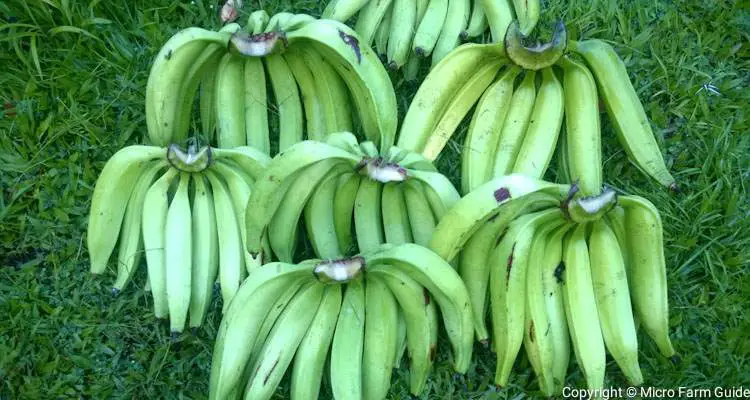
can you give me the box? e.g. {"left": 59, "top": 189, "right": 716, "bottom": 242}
{"left": 504, "top": 19, "right": 567, "bottom": 70}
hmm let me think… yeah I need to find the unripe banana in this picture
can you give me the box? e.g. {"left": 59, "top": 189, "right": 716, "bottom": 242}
{"left": 561, "top": 223, "right": 606, "bottom": 391}
{"left": 620, "top": 195, "right": 676, "bottom": 357}
{"left": 330, "top": 279, "right": 366, "bottom": 399}
{"left": 559, "top": 55, "right": 602, "bottom": 196}
{"left": 304, "top": 168, "right": 346, "bottom": 259}
{"left": 589, "top": 219, "right": 643, "bottom": 385}
{"left": 463, "top": 0, "right": 488, "bottom": 39}
{"left": 333, "top": 172, "right": 361, "bottom": 255}
{"left": 413, "top": 0, "right": 448, "bottom": 57}
{"left": 432, "top": 0, "right": 471, "bottom": 66}
{"left": 188, "top": 173, "right": 219, "bottom": 328}
{"left": 492, "top": 70, "right": 536, "bottom": 176}
{"left": 381, "top": 182, "right": 413, "bottom": 245}
{"left": 88, "top": 146, "right": 165, "bottom": 274}
{"left": 481, "top": 0, "right": 514, "bottom": 43}
{"left": 284, "top": 50, "right": 327, "bottom": 140}
{"left": 569, "top": 39, "right": 677, "bottom": 190}
{"left": 243, "top": 57, "right": 270, "bottom": 154}
{"left": 354, "top": 178, "right": 385, "bottom": 253}
{"left": 402, "top": 179, "right": 437, "bottom": 247}
{"left": 165, "top": 172, "right": 192, "bottom": 334}
{"left": 264, "top": 54, "right": 304, "bottom": 152}
{"left": 513, "top": 0, "right": 539, "bottom": 35}
{"left": 512, "top": 67, "right": 564, "bottom": 179}
{"left": 462, "top": 66, "right": 520, "bottom": 194}
{"left": 387, "top": 0, "right": 417, "bottom": 69}
{"left": 215, "top": 53, "right": 246, "bottom": 148}
{"left": 290, "top": 284, "right": 342, "bottom": 400}
{"left": 354, "top": 0, "right": 395, "bottom": 45}
{"left": 363, "top": 277, "right": 399, "bottom": 400}
{"left": 323, "top": 0, "right": 370, "bottom": 22}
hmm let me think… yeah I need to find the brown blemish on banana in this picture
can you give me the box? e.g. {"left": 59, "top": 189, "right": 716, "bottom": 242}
{"left": 423, "top": 288, "right": 431, "bottom": 305}
{"left": 506, "top": 244, "right": 516, "bottom": 285}
{"left": 494, "top": 187, "right": 511, "bottom": 203}
{"left": 338, "top": 29, "right": 362, "bottom": 63}
{"left": 429, "top": 345, "right": 437, "bottom": 361}
{"left": 554, "top": 262, "right": 565, "bottom": 284}
{"left": 529, "top": 321, "right": 536, "bottom": 343}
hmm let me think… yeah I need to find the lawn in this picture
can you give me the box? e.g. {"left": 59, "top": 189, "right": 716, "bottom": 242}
{"left": 0, "top": 0, "right": 748, "bottom": 398}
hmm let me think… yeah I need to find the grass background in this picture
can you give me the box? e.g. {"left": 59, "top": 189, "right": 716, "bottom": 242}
{"left": 1, "top": 0, "right": 748, "bottom": 398}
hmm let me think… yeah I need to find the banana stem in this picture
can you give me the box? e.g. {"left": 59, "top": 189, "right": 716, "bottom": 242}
{"left": 504, "top": 20, "right": 567, "bottom": 70}
{"left": 561, "top": 187, "right": 618, "bottom": 223}
{"left": 314, "top": 256, "right": 366, "bottom": 283}
{"left": 229, "top": 31, "right": 287, "bottom": 57}
{"left": 167, "top": 142, "right": 213, "bottom": 172}
{"left": 359, "top": 157, "right": 408, "bottom": 183}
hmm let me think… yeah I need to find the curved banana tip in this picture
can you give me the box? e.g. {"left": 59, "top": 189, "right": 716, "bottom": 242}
{"left": 387, "top": 60, "right": 399, "bottom": 71}
{"left": 191, "top": 327, "right": 199, "bottom": 336}
{"left": 459, "top": 31, "right": 469, "bottom": 41}
{"left": 414, "top": 47, "right": 426, "bottom": 58}
{"left": 504, "top": 19, "right": 567, "bottom": 70}
{"left": 479, "top": 339, "right": 489, "bottom": 348}
{"left": 170, "top": 331, "right": 180, "bottom": 341}
{"left": 111, "top": 287, "right": 120, "bottom": 296}
{"left": 669, "top": 182, "right": 681, "bottom": 194}
{"left": 670, "top": 354, "right": 682, "bottom": 365}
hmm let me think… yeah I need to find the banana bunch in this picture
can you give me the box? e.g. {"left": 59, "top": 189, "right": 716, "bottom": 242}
{"left": 398, "top": 20, "right": 677, "bottom": 194}
{"left": 87, "top": 141, "right": 271, "bottom": 335}
{"left": 322, "top": 0, "right": 540, "bottom": 73}
{"left": 146, "top": 11, "right": 397, "bottom": 153}
{"left": 209, "top": 243, "right": 473, "bottom": 400}
{"left": 428, "top": 174, "right": 677, "bottom": 395}
{"left": 243, "top": 131, "right": 461, "bottom": 264}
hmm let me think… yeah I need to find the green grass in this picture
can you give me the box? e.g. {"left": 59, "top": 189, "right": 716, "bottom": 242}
{"left": 1, "top": 0, "right": 748, "bottom": 398}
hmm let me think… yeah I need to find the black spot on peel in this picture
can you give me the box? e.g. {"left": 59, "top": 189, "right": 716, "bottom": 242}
{"left": 494, "top": 228, "right": 508, "bottom": 247}
{"left": 494, "top": 187, "right": 511, "bottom": 203}
{"left": 529, "top": 321, "right": 535, "bottom": 343}
{"left": 263, "top": 357, "right": 280, "bottom": 385}
{"left": 555, "top": 262, "right": 565, "bottom": 284}
{"left": 506, "top": 244, "right": 516, "bottom": 285}
{"left": 165, "top": 50, "right": 172, "bottom": 60}
{"left": 423, "top": 288, "right": 430, "bottom": 305}
{"left": 487, "top": 211, "right": 500, "bottom": 223}
{"left": 338, "top": 29, "right": 362, "bottom": 63}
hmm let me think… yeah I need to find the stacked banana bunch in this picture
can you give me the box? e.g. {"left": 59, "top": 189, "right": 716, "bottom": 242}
{"left": 322, "top": 0, "right": 540, "bottom": 75}
{"left": 146, "top": 10, "right": 397, "bottom": 153}
{"left": 208, "top": 244, "right": 473, "bottom": 400}
{"left": 427, "top": 174, "right": 676, "bottom": 395}
{"left": 243, "top": 132, "right": 460, "bottom": 264}
{"left": 87, "top": 141, "right": 270, "bottom": 334}
{"left": 398, "top": 21, "right": 677, "bottom": 195}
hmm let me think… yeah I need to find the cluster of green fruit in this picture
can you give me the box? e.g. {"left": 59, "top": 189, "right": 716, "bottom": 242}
{"left": 86, "top": 5, "right": 678, "bottom": 400}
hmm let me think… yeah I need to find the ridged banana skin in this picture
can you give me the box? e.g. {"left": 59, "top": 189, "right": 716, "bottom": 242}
{"left": 398, "top": 42, "right": 505, "bottom": 154}
{"left": 330, "top": 279, "right": 366, "bottom": 400}
{"left": 296, "top": 47, "right": 353, "bottom": 134}
{"left": 387, "top": 0, "right": 417, "bottom": 69}
{"left": 512, "top": 67, "right": 564, "bottom": 179}
{"left": 481, "top": 0, "right": 514, "bottom": 43}
{"left": 422, "top": 60, "right": 502, "bottom": 161}
{"left": 620, "top": 195, "right": 676, "bottom": 357}
{"left": 145, "top": 28, "right": 230, "bottom": 146}
{"left": 492, "top": 69, "right": 536, "bottom": 176}
{"left": 269, "top": 160, "right": 344, "bottom": 262}
{"left": 88, "top": 146, "right": 166, "bottom": 274}
{"left": 362, "top": 277, "right": 399, "bottom": 400}
{"left": 198, "top": 44, "right": 228, "bottom": 142}
{"left": 245, "top": 139, "right": 360, "bottom": 260}
{"left": 463, "top": 0, "right": 488, "bottom": 38}
{"left": 287, "top": 20, "right": 398, "bottom": 151}
{"left": 142, "top": 168, "right": 179, "bottom": 319}
{"left": 205, "top": 171, "right": 245, "bottom": 310}
{"left": 375, "top": 7, "right": 392, "bottom": 57}
{"left": 209, "top": 263, "right": 316, "bottom": 400}
{"left": 333, "top": 172, "right": 361, "bottom": 255}
{"left": 381, "top": 182, "right": 413, "bottom": 245}
{"left": 488, "top": 209, "right": 563, "bottom": 386}
{"left": 541, "top": 224, "right": 572, "bottom": 394}
{"left": 291, "top": 284, "right": 343, "bottom": 400}
{"left": 354, "top": 0, "right": 394, "bottom": 45}
{"left": 589, "top": 220, "right": 644, "bottom": 385}
{"left": 354, "top": 178, "right": 385, "bottom": 253}
{"left": 212, "top": 146, "right": 271, "bottom": 181}
{"left": 402, "top": 180, "right": 436, "bottom": 247}
{"left": 165, "top": 173, "right": 192, "bottom": 334}
{"left": 428, "top": 175, "right": 570, "bottom": 263}
{"left": 215, "top": 53, "right": 247, "bottom": 148}
{"left": 570, "top": 39, "right": 676, "bottom": 189}
{"left": 413, "top": 0, "right": 448, "bottom": 56}
{"left": 211, "top": 163, "right": 253, "bottom": 270}
{"left": 523, "top": 221, "right": 566, "bottom": 396}
{"left": 461, "top": 66, "right": 520, "bottom": 194}
{"left": 561, "top": 223, "right": 606, "bottom": 391}
{"left": 113, "top": 161, "right": 166, "bottom": 292}
{"left": 513, "top": 0, "right": 539, "bottom": 35}
{"left": 366, "top": 244, "right": 474, "bottom": 373}
{"left": 560, "top": 56, "right": 602, "bottom": 196}
{"left": 323, "top": 0, "right": 370, "bottom": 21}
{"left": 243, "top": 57, "right": 270, "bottom": 154}
{"left": 556, "top": 126, "right": 572, "bottom": 183}
{"left": 175, "top": 43, "right": 227, "bottom": 142}
{"left": 189, "top": 174, "right": 219, "bottom": 328}
{"left": 432, "top": 0, "right": 471, "bottom": 66}
{"left": 304, "top": 168, "right": 346, "bottom": 259}
{"left": 264, "top": 54, "right": 304, "bottom": 152}
{"left": 283, "top": 50, "right": 327, "bottom": 141}
{"left": 243, "top": 283, "right": 325, "bottom": 400}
